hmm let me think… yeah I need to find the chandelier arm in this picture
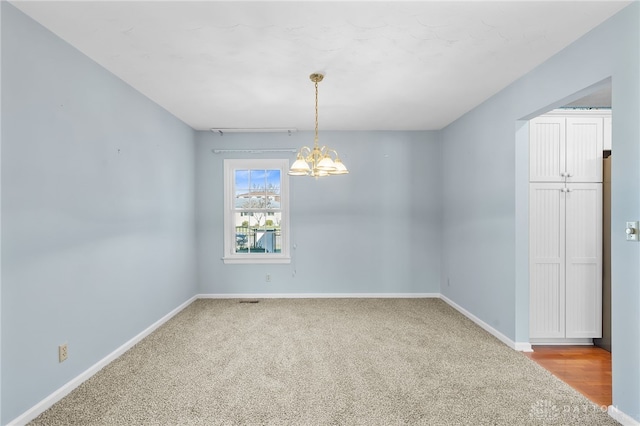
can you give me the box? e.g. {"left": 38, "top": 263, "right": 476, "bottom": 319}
{"left": 299, "top": 146, "right": 312, "bottom": 156}
{"left": 325, "top": 148, "right": 339, "bottom": 158}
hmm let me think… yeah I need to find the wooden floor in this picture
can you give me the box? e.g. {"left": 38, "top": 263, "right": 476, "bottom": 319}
{"left": 524, "top": 346, "right": 612, "bottom": 407}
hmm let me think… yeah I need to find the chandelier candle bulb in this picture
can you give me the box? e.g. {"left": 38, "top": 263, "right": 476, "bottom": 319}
{"left": 288, "top": 73, "right": 349, "bottom": 178}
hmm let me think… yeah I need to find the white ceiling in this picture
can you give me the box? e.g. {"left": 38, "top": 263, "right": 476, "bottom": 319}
{"left": 10, "top": 1, "right": 630, "bottom": 131}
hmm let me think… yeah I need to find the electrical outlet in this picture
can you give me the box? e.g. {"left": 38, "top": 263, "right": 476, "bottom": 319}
{"left": 58, "top": 343, "right": 68, "bottom": 363}
{"left": 266, "top": 274, "right": 271, "bottom": 282}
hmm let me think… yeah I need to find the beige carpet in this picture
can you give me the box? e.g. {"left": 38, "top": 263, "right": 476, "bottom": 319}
{"left": 30, "top": 298, "right": 618, "bottom": 425}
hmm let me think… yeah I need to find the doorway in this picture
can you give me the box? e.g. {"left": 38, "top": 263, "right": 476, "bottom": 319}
{"left": 524, "top": 80, "right": 613, "bottom": 406}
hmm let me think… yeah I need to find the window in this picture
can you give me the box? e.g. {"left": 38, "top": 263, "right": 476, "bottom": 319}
{"left": 223, "top": 159, "right": 290, "bottom": 264}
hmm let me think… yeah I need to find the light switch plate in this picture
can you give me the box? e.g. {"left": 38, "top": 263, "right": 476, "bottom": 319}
{"left": 626, "top": 221, "right": 639, "bottom": 242}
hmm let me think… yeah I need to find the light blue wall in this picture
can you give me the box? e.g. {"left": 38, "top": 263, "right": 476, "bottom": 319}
{"left": 196, "top": 131, "right": 442, "bottom": 295}
{"left": 0, "top": 2, "right": 3, "bottom": 423}
{"left": 441, "top": 3, "right": 639, "bottom": 421}
{"left": 2, "top": 0, "right": 639, "bottom": 424}
{"left": 1, "top": 4, "right": 197, "bottom": 423}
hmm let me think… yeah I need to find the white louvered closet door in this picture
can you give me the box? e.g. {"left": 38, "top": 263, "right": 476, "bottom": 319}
{"left": 565, "top": 183, "right": 603, "bottom": 338}
{"left": 565, "top": 118, "right": 603, "bottom": 183}
{"left": 529, "top": 183, "right": 566, "bottom": 338}
{"left": 529, "top": 111, "right": 606, "bottom": 341}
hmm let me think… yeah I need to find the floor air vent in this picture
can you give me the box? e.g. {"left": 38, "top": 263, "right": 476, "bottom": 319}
{"left": 239, "top": 300, "right": 259, "bottom": 304}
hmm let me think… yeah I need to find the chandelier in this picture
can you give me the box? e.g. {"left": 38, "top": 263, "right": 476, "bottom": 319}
{"left": 288, "top": 73, "right": 349, "bottom": 178}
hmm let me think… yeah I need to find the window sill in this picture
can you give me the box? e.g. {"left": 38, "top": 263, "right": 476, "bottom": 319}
{"left": 222, "top": 256, "right": 291, "bottom": 265}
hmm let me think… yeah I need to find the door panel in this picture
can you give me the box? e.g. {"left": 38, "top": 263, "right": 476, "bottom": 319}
{"left": 530, "top": 117, "right": 566, "bottom": 182}
{"left": 565, "top": 183, "right": 602, "bottom": 338}
{"left": 530, "top": 183, "right": 566, "bottom": 338}
{"left": 566, "top": 118, "right": 603, "bottom": 183}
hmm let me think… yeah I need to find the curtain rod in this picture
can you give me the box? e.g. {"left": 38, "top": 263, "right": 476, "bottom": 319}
{"left": 212, "top": 149, "right": 297, "bottom": 154}
{"left": 210, "top": 128, "right": 297, "bottom": 134}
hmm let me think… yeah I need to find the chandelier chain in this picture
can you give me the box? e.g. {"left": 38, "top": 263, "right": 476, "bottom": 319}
{"left": 314, "top": 80, "right": 319, "bottom": 146}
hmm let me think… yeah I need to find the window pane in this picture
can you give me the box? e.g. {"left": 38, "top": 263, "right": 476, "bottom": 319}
{"left": 235, "top": 170, "right": 249, "bottom": 193}
{"left": 266, "top": 169, "right": 281, "bottom": 210}
{"left": 250, "top": 170, "right": 267, "bottom": 193}
{"left": 235, "top": 223, "right": 250, "bottom": 253}
{"left": 234, "top": 211, "right": 282, "bottom": 253}
{"left": 267, "top": 211, "right": 282, "bottom": 228}
{"left": 239, "top": 195, "right": 267, "bottom": 210}
{"left": 266, "top": 170, "right": 281, "bottom": 195}
{"left": 234, "top": 170, "right": 249, "bottom": 209}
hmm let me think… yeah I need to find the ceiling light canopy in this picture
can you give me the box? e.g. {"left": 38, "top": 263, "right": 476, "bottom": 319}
{"left": 288, "top": 74, "right": 349, "bottom": 178}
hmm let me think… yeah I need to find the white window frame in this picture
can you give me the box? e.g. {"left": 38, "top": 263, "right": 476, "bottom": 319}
{"left": 223, "top": 159, "right": 291, "bottom": 264}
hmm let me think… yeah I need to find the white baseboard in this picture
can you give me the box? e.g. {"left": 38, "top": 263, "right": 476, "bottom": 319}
{"left": 7, "top": 295, "right": 197, "bottom": 426}
{"left": 197, "top": 293, "right": 441, "bottom": 299}
{"left": 529, "top": 338, "right": 593, "bottom": 345}
{"left": 440, "top": 295, "right": 532, "bottom": 352}
{"left": 609, "top": 406, "right": 640, "bottom": 426}
{"left": 514, "top": 342, "right": 534, "bottom": 352}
